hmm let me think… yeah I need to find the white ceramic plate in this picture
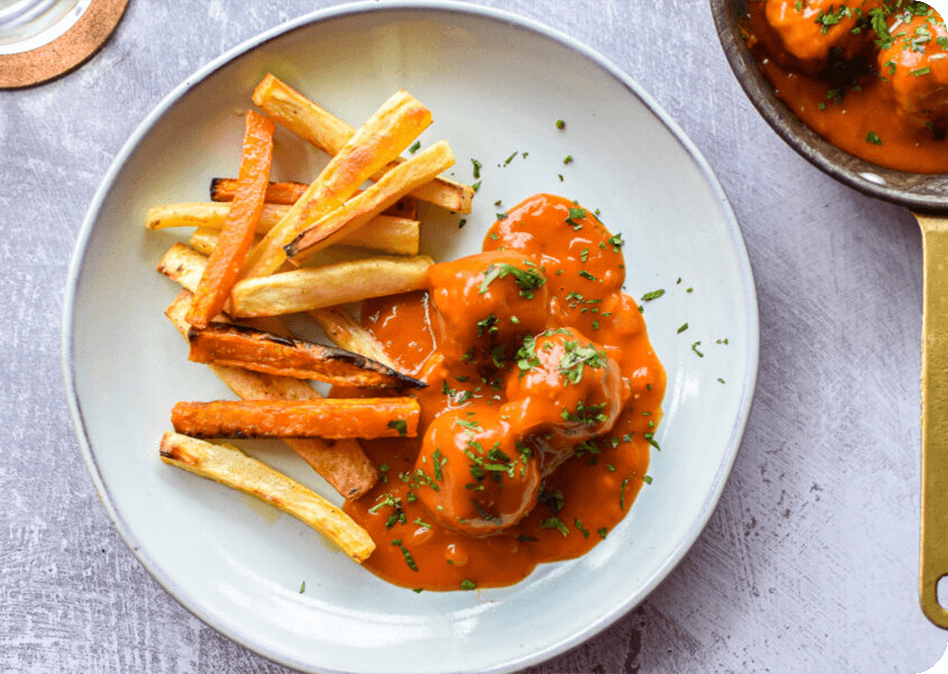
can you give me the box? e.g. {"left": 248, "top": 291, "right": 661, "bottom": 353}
{"left": 62, "top": 2, "right": 758, "bottom": 672}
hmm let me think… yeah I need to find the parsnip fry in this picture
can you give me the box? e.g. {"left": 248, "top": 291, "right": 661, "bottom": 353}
{"left": 171, "top": 397, "right": 420, "bottom": 439}
{"left": 284, "top": 141, "right": 454, "bottom": 265}
{"left": 210, "top": 179, "right": 420, "bottom": 220}
{"left": 252, "top": 74, "right": 472, "bottom": 213}
{"left": 147, "top": 202, "right": 289, "bottom": 233}
{"left": 171, "top": 210, "right": 419, "bottom": 256}
{"left": 166, "top": 290, "right": 379, "bottom": 499}
{"left": 309, "top": 306, "right": 395, "bottom": 369}
{"left": 240, "top": 90, "right": 433, "bottom": 279}
{"left": 187, "top": 322, "right": 424, "bottom": 388}
{"left": 230, "top": 255, "right": 433, "bottom": 319}
{"left": 188, "top": 110, "right": 276, "bottom": 328}
{"left": 159, "top": 431, "right": 375, "bottom": 563}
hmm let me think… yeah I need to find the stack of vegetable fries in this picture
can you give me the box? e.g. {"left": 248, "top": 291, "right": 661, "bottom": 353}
{"left": 148, "top": 74, "right": 473, "bottom": 564}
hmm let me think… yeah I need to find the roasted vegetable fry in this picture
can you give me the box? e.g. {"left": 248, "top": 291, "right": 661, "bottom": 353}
{"left": 179, "top": 213, "right": 420, "bottom": 257}
{"left": 240, "top": 89, "right": 433, "bottom": 279}
{"left": 211, "top": 178, "right": 308, "bottom": 205}
{"left": 159, "top": 431, "right": 375, "bottom": 562}
{"left": 188, "top": 110, "right": 276, "bottom": 328}
{"left": 166, "top": 290, "right": 379, "bottom": 499}
{"left": 170, "top": 397, "right": 420, "bottom": 439}
{"left": 187, "top": 321, "right": 424, "bottom": 389}
{"left": 230, "top": 254, "right": 433, "bottom": 318}
{"left": 308, "top": 305, "right": 396, "bottom": 369}
{"left": 159, "top": 245, "right": 398, "bottom": 370}
{"left": 147, "top": 202, "right": 288, "bottom": 233}
{"left": 209, "top": 179, "right": 420, "bottom": 220}
{"left": 284, "top": 141, "right": 455, "bottom": 265}
{"left": 252, "top": 74, "right": 473, "bottom": 213}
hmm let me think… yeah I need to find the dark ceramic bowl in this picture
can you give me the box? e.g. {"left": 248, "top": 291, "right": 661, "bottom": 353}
{"left": 711, "top": 0, "right": 948, "bottom": 211}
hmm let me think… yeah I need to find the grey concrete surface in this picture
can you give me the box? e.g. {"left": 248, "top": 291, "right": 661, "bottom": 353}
{"left": 1, "top": 1, "right": 946, "bottom": 672}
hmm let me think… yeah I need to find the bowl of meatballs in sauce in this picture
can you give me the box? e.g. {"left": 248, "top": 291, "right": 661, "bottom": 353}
{"left": 712, "top": 0, "right": 948, "bottom": 209}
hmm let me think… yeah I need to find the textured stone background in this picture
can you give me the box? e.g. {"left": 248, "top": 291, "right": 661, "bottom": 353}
{"left": 2, "top": 0, "right": 948, "bottom": 672}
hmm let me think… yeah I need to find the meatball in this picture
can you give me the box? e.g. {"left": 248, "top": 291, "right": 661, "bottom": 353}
{"left": 763, "top": 0, "right": 882, "bottom": 72}
{"left": 427, "top": 249, "right": 549, "bottom": 364}
{"left": 502, "top": 328, "right": 627, "bottom": 474}
{"left": 876, "top": 9, "right": 948, "bottom": 127}
{"left": 412, "top": 407, "right": 540, "bottom": 537}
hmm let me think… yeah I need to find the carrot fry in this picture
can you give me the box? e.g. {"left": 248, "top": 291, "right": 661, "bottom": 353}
{"left": 187, "top": 110, "right": 275, "bottom": 328}
{"left": 187, "top": 322, "right": 425, "bottom": 389}
{"left": 211, "top": 178, "right": 308, "bottom": 205}
{"left": 284, "top": 140, "right": 455, "bottom": 266}
{"left": 159, "top": 431, "right": 375, "bottom": 563}
{"left": 165, "top": 290, "right": 379, "bottom": 499}
{"left": 252, "top": 74, "right": 473, "bottom": 213}
{"left": 170, "top": 397, "right": 420, "bottom": 439}
{"left": 239, "top": 90, "right": 432, "bottom": 280}
{"left": 159, "top": 246, "right": 399, "bottom": 375}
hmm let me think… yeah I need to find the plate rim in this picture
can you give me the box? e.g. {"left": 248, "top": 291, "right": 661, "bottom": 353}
{"left": 60, "top": 2, "right": 760, "bottom": 672}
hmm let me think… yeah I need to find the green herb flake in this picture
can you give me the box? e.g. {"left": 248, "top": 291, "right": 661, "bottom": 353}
{"left": 479, "top": 262, "right": 546, "bottom": 298}
{"left": 540, "top": 516, "right": 570, "bottom": 537}
{"left": 299, "top": 581, "right": 306, "bottom": 593}
{"left": 866, "top": 131, "right": 883, "bottom": 145}
{"left": 460, "top": 579, "right": 477, "bottom": 590}
{"left": 391, "top": 539, "right": 419, "bottom": 572}
{"left": 641, "top": 289, "right": 665, "bottom": 302}
{"left": 409, "top": 141, "right": 421, "bottom": 153}
{"left": 388, "top": 419, "right": 408, "bottom": 436}
{"left": 555, "top": 119, "right": 565, "bottom": 129}
{"left": 677, "top": 323, "right": 689, "bottom": 334}
{"left": 471, "top": 158, "right": 482, "bottom": 178}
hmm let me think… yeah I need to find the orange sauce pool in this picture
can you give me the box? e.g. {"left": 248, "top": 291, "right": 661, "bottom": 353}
{"left": 342, "top": 193, "right": 666, "bottom": 591}
{"left": 744, "top": 0, "right": 948, "bottom": 173}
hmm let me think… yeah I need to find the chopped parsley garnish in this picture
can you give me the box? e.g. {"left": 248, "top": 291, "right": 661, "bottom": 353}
{"left": 540, "top": 516, "right": 570, "bottom": 537}
{"left": 479, "top": 262, "right": 546, "bottom": 298}
{"left": 866, "top": 131, "right": 883, "bottom": 145}
{"left": 471, "top": 158, "right": 482, "bottom": 178}
{"left": 388, "top": 419, "right": 408, "bottom": 436}
{"left": 555, "top": 119, "right": 565, "bottom": 129}
{"left": 574, "top": 518, "right": 590, "bottom": 538}
{"left": 409, "top": 141, "right": 421, "bottom": 153}
{"left": 558, "top": 340, "right": 608, "bottom": 384}
{"left": 692, "top": 341, "right": 704, "bottom": 357}
{"left": 460, "top": 579, "right": 477, "bottom": 590}
{"left": 641, "top": 289, "right": 665, "bottom": 302}
{"left": 391, "top": 539, "right": 418, "bottom": 571}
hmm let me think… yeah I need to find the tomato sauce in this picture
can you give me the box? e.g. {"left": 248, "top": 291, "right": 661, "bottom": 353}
{"left": 342, "top": 193, "right": 666, "bottom": 591}
{"left": 744, "top": 0, "right": 948, "bottom": 173}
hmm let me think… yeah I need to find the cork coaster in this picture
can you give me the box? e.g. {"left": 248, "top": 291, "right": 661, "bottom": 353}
{"left": 0, "top": 0, "right": 128, "bottom": 89}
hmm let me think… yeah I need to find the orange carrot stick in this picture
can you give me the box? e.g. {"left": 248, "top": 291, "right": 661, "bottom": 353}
{"left": 187, "top": 110, "right": 275, "bottom": 327}
{"left": 170, "top": 397, "right": 420, "bottom": 439}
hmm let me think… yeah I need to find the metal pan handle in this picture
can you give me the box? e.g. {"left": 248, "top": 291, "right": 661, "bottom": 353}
{"left": 915, "top": 212, "right": 948, "bottom": 630}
